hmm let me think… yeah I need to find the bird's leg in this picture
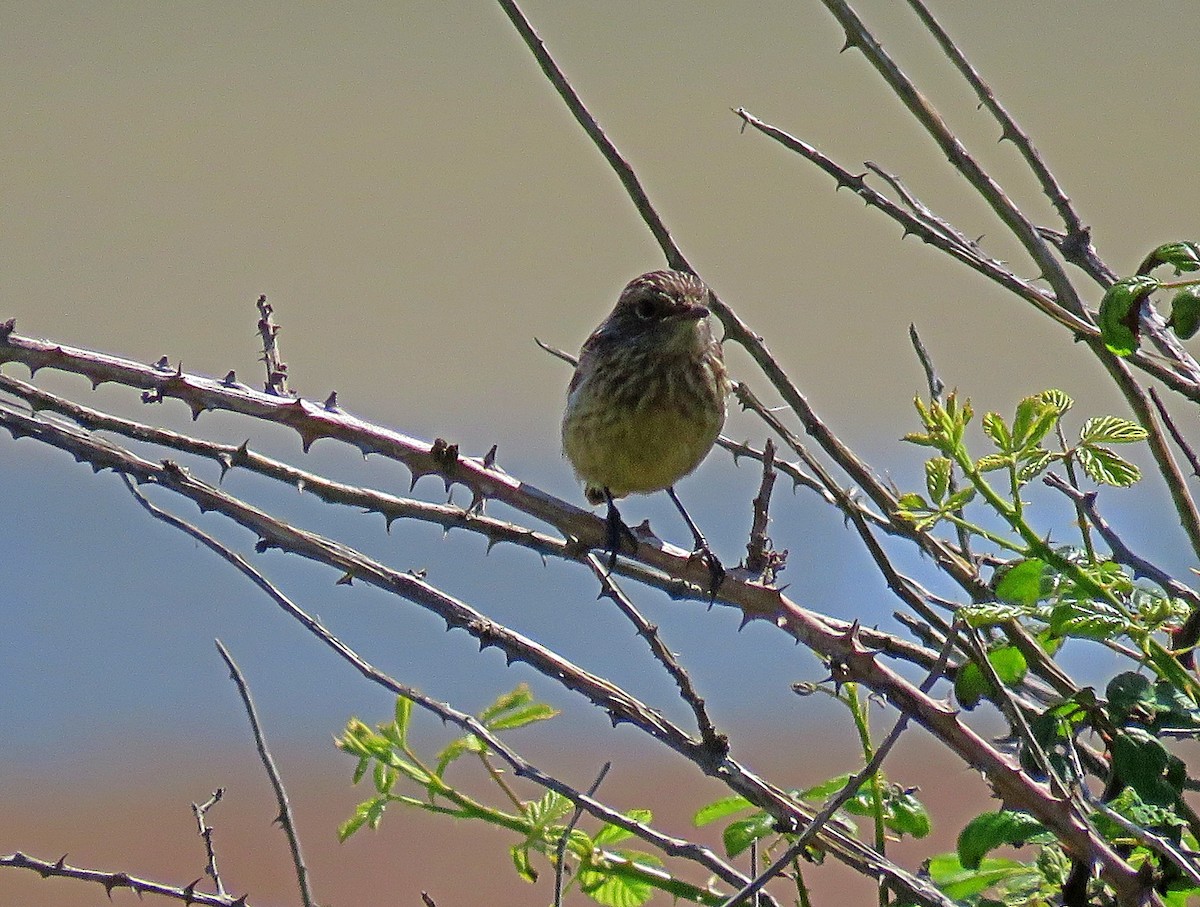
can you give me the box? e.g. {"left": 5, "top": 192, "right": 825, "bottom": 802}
{"left": 602, "top": 488, "right": 637, "bottom": 571}
{"left": 667, "top": 486, "right": 724, "bottom": 595}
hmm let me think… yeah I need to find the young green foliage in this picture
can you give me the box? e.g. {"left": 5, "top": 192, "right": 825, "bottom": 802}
{"left": 1098, "top": 240, "right": 1200, "bottom": 354}
{"left": 335, "top": 686, "right": 723, "bottom": 906}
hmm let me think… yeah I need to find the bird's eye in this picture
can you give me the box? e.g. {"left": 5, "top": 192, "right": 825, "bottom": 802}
{"left": 634, "top": 297, "right": 659, "bottom": 320}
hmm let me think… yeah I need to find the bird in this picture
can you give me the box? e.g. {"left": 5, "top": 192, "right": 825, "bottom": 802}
{"left": 562, "top": 269, "right": 730, "bottom": 590}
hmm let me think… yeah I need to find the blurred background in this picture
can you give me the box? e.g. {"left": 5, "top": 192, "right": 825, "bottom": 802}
{"left": 3, "top": 2, "right": 1199, "bottom": 904}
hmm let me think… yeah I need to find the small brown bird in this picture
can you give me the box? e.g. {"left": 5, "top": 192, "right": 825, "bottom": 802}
{"left": 562, "top": 269, "right": 730, "bottom": 587}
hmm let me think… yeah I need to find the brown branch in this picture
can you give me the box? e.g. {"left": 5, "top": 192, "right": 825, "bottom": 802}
{"left": 0, "top": 400, "right": 955, "bottom": 906}
{"left": 212, "top": 640, "right": 317, "bottom": 907}
{"left": 1150, "top": 386, "right": 1200, "bottom": 480}
{"left": 1043, "top": 473, "right": 1200, "bottom": 613}
{"left": 723, "top": 621, "right": 962, "bottom": 907}
{"left": 494, "top": 0, "right": 687, "bottom": 274}
{"left": 0, "top": 852, "right": 250, "bottom": 906}
{"left": 586, "top": 554, "right": 725, "bottom": 754}
{"left": 191, "top": 789, "right": 227, "bottom": 897}
{"left": 0, "top": 399, "right": 1142, "bottom": 903}
{"left": 901, "top": 0, "right": 1093, "bottom": 269}
{"left": 255, "top": 295, "right": 291, "bottom": 396}
{"left": 118, "top": 468, "right": 773, "bottom": 904}
{"left": 731, "top": 108, "right": 1085, "bottom": 334}
{"left": 743, "top": 438, "right": 785, "bottom": 583}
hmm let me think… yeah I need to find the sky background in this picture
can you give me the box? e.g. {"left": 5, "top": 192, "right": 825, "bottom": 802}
{"left": 3, "top": 3, "right": 1200, "bottom": 905}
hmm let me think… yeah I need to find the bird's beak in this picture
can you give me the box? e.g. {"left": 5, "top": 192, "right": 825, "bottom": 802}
{"left": 676, "top": 302, "right": 710, "bottom": 320}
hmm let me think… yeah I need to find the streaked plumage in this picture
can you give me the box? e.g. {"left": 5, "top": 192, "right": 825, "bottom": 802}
{"left": 562, "top": 270, "right": 729, "bottom": 505}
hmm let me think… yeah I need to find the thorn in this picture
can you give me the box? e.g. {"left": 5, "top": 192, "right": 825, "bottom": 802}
{"left": 323, "top": 391, "right": 339, "bottom": 410}
{"left": 0, "top": 318, "right": 15, "bottom": 340}
{"left": 221, "top": 370, "right": 238, "bottom": 386}
{"left": 296, "top": 428, "right": 320, "bottom": 452}
{"left": 153, "top": 356, "right": 170, "bottom": 370}
{"left": 337, "top": 572, "right": 354, "bottom": 585}
{"left": 103, "top": 872, "right": 133, "bottom": 897}
{"left": 483, "top": 444, "right": 498, "bottom": 468}
{"left": 468, "top": 488, "right": 486, "bottom": 514}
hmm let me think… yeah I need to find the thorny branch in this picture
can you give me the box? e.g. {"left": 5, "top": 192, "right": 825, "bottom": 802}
{"left": 0, "top": 356, "right": 1149, "bottom": 903}
{"left": 115, "top": 466, "right": 782, "bottom": 904}
{"left": 212, "top": 639, "right": 317, "bottom": 907}
{"left": 5, "top": 2, "right": 1200, "bottom": 905}
{"left": 0, "top": 852, "right": 251, "bottom": 907}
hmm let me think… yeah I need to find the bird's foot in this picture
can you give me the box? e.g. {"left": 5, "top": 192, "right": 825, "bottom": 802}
{"left": 688, "top": 543, "right": 725, "bottom": 598}
{"left": 604, "top": 496, "right": 638, "bottom": 571}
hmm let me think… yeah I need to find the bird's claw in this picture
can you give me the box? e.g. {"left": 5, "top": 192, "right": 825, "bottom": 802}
{"left": 604, "top": 503, "right": 638, "bottom": 571}
{"left": 688, "top": 544, "right": 725, "bottom": 598}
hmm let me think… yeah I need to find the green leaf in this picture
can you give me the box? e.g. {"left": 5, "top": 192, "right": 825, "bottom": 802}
{"left": 723, "top": 812, "right": 777, "bottom": 857}
{"left": 887, "top": 789, "right": 931, "bottom": 838}
{"left": 957, "top": 811, "right": 1047, "bottom": 869}
{"left": 895, "top": 492, "right": 928, "bottom": 512}
{"left": 435, "top": 733, "right": 485, "bottom": 774}
{"left": 1168, "top": 284, "right": 1200, "bottom": 339}
{"left": 337, "top": 800, "right": 373, "bottom": 841}
{"left": 1111, "top": 728, "right": 1184, "bottom": 806}
{"left": 485, "top": 702, "right": 560, "bottom": 731}
{"left": 510, "top": 843, "right": 538, "bottom": 883}
{"left": 927, "top": 853, "right": 1038, "bottom": 901}
{"left": 943, "top": 485, "right": 976, "bottom": 510}
{"left": 1098, "top": 275, "right": 1158, "bottom": 356}
{"left": 981, "top": 411, "right": 1012, "bottom": 451}
{"left": 989, "top": 646, "right": 1028, "bottom": 687}
{"left": 1150, "top": 241, "right": 1200, "bottom": 274}
{"left": 337, "top": 718, "right": 391, "bottom": 759}
{"left": 954, "top": 661, "right": 989, "bottom": 709}
{"left": 954, "top": 647, "right": 1026, "bottom": 709}
{"left": 994, "top": 558, "right": 1048, "bottom": 607}
{"left": 1076, "top": 445, "right": 1141, "bottom": 486}
{"left": 1106, "top": 672, "right": 1154, "bottom": 720}
{"left": 800, "top": 774, "right": 854, "bottom": 801}
{"left": 925, "top": 457, "right": 952, "bottom": 504}
{"left": 902, "top": 431, "right": 937, "bottom": 448}
{"left": 974, "top": 452, "right": 1010, "bottom": 473}
{"left": 693, "top": 795, "right": 752, "bottom": 826}
{"left": 578, "top": 851, "right": 661, "bottom": 907}
{"left": 1102, "top": 787, "right": 1183, "bottom": 833}
{"left": 1016, "top": 450, "right": 1056, "bottom": 483}
{"left": 1049, "top": 601, "right": 1127, "bottom": 639}
{"left": 958, "top": 602, "right": 1031, "bottom": 627}
{"left": 372, "top": 760, "right": 396, "bottom": 795}
{"left": 1079, "top": 416, "right": 1148, "bottom": 445}
{"left": 1011, "top": 395, "right": 1060, "bottom": 450}
{"left": 594, "top": 809, "right": 652, "bottom": 846}
{"left": 527, "top": 790, "right": 572, "bottom": 827}
{"left": 479, "top": 684, "right": 533, "bottom": 723}
{"left": 338, "top": 796, "right": 389, "bottom": 842}
{"left": 393, "top": 697, "right": 413, "bottom": 747}
{"left": 1035, "top": 389, "right": 1073, "bottom": 415}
